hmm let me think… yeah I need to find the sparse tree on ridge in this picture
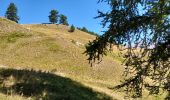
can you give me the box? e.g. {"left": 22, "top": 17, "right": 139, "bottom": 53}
{"left": 49, "top": 9, "right": 58, "bottom": 24}
{"left": 85, "top": 0, "right": 170, "bottom": 99}
{"left": 69, "top": 25, "right": 75, "bottom": 32}
{"left": 77, "top": 27, "right": 98, "bottom": 36}
{"left": 5, "top": 3, "right": 19, "bottom": 23}
{"left": 81, "top": 27, "right": 88, "bottom": 33}
{"left": 59, "top": 14, "right": 69, "bottom": 26}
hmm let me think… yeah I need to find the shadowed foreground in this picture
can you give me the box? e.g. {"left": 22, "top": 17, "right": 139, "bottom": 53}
{"left": 0, "top": 68, "right": 112, "bottom": 100}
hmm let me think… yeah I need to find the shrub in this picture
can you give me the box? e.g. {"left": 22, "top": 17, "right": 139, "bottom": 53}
{"left": 69, "top": 25, "right": 75, "bottom": 32}
{"left": 77, "top": 27, "right": 99, "bottom": 36}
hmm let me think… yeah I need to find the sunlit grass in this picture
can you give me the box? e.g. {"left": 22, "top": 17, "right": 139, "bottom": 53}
{"left": 2, "top": 18, "right": 164, "bottom": 99}
{"left": 0, "top": 68, "right": 112, "bottom": 100}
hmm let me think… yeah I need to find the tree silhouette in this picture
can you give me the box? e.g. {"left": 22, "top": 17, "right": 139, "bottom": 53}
{"left": 85, "top": 0, "right": 170, "bottom": 99}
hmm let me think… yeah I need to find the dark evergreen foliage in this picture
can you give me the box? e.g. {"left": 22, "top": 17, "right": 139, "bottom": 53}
{"left": 5, "top": 3, "right": 19, "bottom": 23}
{"left": 69, "top": 25, "right": 75, "bottom": 32}
{"left": 81, "top": 27, "right": 88, "bottom": 32}
{"left": 85, "top": 0, "right": 170, "bottom": 99}
{"left": 59, "top": 14, "right": 69, "bottom": 26}
{"left": 49, "top": 10, "right": 58, "bottom": 24}
{"left": 77, "top": 27, "right": 99, "bottom": 36}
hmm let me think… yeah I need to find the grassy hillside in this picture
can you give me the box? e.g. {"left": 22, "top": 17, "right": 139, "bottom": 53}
{"left": 0, "top": 17, "right": 165, "bottom": 100}
{"left": 0, "top": 17, "right": 127, "bottom": 99}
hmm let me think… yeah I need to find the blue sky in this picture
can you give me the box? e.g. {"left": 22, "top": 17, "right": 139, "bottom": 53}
{"left": 0, "top": 0, "right": 110, "bottom": 35}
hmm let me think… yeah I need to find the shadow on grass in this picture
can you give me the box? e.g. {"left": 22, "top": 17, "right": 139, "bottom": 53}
{"left": 0, "top": 68, "right": 112, "bottom": 100}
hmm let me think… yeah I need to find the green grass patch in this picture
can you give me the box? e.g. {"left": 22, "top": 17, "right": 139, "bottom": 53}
{"left": 0, "top": 32, "right": 32, "bottom": 43}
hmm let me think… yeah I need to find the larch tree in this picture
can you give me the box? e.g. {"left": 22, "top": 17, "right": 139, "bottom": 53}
{"left": 85, "top": 0, "right": 170, "bottom": 99}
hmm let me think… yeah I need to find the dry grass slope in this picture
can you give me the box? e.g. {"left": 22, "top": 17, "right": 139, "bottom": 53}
{"left": 0, "top": 17, "right": 128, "bottom": 99}
{"left": 4, "top": 18, "right": 166, "bottom": 100}
{"left": 0, "top": 68, "right": 112, "bottom": 100}
{"left": 0, "top": 17, "right": 165, "bottom": 100}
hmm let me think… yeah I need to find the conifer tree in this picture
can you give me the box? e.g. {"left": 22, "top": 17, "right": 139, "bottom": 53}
{"left": 49, "top": 10, "right": 58, "bottom": 24}
{"left": 85, "top": 0, "right": 170, "bottom": 99}
{"left": 59, "top": 14, "right": 69, "bottom": 25}
{"left": 5, "top": 3, "right": 19, "bottom": 23}
{"left": 69, "top": 25, "right": 75, "bottom": 32}
{"left": 81, "top": 27, "right": 88, "bottom": 33}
